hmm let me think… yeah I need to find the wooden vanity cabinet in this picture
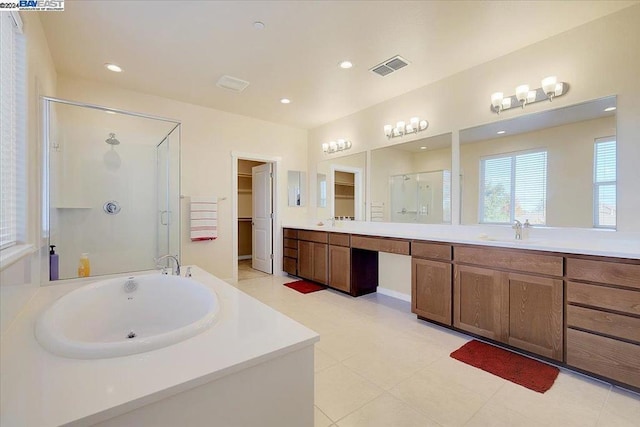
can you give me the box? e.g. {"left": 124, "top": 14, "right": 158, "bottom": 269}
{"left": 565, "top": 256, "right": 640, "bottom": 389}
{"left": 453, "top": 246, "right": 564, "bottom": 361}
{"left": 328, "top": 233, "right": 351, "bottom": 293}
{"left": 297, "top": 231, "right": 328, "bottom": 285}
{"left": 283, "top": 228, "right": 299, "bottom": 276}
{"left": 411, "top": 241, "right": 452, "bottom": 325}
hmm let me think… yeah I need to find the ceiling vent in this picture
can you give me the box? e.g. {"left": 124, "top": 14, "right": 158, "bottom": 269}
{"left": 369, "top": 55, "right": 410, "bottom": 77}
{"left": 216, "top": 75, "right": 250, "bottom": 93}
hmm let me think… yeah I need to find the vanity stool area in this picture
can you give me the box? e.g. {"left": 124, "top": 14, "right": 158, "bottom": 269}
{"left": 282, "top": 227, "right": 640, "bottom": 392}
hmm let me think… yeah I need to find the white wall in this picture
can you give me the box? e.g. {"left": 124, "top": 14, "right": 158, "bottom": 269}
{"left": 1, "top": 13, "right": 57, "bottom": 336}
{"left": 56, "top": 75, "right": 308, "bottom": 280}
{"left": 308, "top": 5, "right": 640, "bottom": 233}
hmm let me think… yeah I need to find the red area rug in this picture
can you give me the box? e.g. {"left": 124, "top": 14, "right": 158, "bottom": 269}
{"left": 450, "top": 340, "right": 559, "bottom": 393}
{"left": 284, "top": 280, "right": 326, "bottom": 294}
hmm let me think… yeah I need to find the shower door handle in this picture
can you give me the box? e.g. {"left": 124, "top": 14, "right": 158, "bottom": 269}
{"left": 160, "top": 210, "right": 170, "bottom": 225}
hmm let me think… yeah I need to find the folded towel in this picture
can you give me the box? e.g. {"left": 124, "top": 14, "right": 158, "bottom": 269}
{"left": 190, "top": 197, "right": 217, "bottom": 241}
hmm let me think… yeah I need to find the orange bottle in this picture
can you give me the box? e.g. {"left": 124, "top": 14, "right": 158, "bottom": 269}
{"left": 78, "top": 253, "right": 91, "bottom": 277}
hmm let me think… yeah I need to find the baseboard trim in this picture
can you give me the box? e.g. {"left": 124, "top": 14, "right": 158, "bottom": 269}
{"left": 238, "top": 255, "right": 252, "bottom": 260}
{"left": 377, "top": 287, "right": 411, "bottom": 302}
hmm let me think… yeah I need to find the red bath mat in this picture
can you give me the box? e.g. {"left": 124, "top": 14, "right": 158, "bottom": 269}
{"left": 284, "top": 280, "right": 326, "bottom": 294}
{"left": 450, "top": 340, "right": 559, "bottom": 393}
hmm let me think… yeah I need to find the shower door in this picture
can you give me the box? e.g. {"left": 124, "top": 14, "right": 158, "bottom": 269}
{"left": 156, "top": 126, "right": 180, "bottom": 261}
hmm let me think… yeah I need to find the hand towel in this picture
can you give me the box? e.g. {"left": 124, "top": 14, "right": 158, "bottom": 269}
{"left": 190, "top": 197, "right": 217, "bottom": 241}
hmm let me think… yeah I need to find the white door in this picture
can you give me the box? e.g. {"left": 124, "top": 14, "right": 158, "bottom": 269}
{"left": 252, "top": 163, "right": 273, "bottom": 274}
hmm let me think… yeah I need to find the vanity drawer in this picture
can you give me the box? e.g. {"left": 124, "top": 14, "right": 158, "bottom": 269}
{"left": 567, "top": 281, "right": 640, "bottom": 316}
{"left": 329, "top": 233, "right": 350, "bottom": 247}
{"left": 284, "top": 248, "right": 297, "bottom": 259}
{"left": 297, "top": 230, "right": 328, "bottom": 244}
{"left": 567, "top": 328, "right": 640, "bottom": 388}
{"left": 412, "top": 241, "right": 451, "bottom": 261}
{"left": 283, "top": 228, "right": 298, "bottom": 239}
{"left": 566, "top": 257, "right": 640, "bottom": 289}
{"left": 283, "top": 257, "right": 297, "bottom": 275}
{"left": 284, "top": 238, "right": 298, "bottom": 249}
{"left": 453, "top": 246, "right": 562, "bottom": 277}
{"left": 351, "top": 235, "right": 410, "bottom": 255}
{"left": 567, "top": 305, "right": 640, "bottom": 343}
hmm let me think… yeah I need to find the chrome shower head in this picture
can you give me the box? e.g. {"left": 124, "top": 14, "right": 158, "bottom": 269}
{"left": 106, "top": 133, "right": 120, "bottom": 145}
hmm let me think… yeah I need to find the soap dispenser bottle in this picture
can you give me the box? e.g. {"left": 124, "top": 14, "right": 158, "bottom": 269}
{"left": 49, "top": 245, "right": 59, "bottom": 281}
{"left": 78, "top": 253, "right": 91, "bottom": 277}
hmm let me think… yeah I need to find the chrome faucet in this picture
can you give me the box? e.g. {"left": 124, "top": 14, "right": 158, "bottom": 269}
{"left": 512, "top": 220, "right": 523, "bottom": 240}
{"left": 155, "top": 254, "right": 180, "bottom": 276}
{"left": 327, "top": 217, "right": 335, "bottom": 226}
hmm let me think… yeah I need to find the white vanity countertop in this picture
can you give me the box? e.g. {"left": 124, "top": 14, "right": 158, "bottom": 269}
{"left": 284, "top": 221, "right": 640, "bottom": 259}
{"left": 0, "top": 267, "right": 319, "bottom": 427}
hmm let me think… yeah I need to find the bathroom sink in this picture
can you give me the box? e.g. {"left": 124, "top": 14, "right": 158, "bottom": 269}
{"left": 35, "top": 274, "right": 220, "bottom": 359}
{"left": 478, "top": 236, "right": 546, "bottom": 245}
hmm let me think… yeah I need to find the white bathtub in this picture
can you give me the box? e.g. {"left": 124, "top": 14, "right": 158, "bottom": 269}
{"left": 35, "top": 274, "right": 220, "bottom": 359}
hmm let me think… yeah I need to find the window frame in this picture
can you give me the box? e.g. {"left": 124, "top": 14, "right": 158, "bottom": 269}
{"left": 0, "top": 11, "right": 25, "bottom": 252}
{"left": 593, "top": 136, "right": 617, "bottom": 229}
{"left": 478, "top": 148, "right": 548, "bottom": 225}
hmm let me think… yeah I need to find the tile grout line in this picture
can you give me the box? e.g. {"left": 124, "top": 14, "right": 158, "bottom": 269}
{"left": 594, "top": 386, "right": 613, "bottom": 427}
{"left": 461, "top": 381, "right": 508, "bottom": 426}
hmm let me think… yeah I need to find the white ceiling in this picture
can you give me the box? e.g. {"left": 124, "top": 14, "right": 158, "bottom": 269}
{"left": 39, "top": 1, "right": 638, "bottom": 130}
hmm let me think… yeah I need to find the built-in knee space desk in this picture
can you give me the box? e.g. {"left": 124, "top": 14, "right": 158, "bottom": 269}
{"left": 284, "top": 228, "right": 411, "bottom": 297}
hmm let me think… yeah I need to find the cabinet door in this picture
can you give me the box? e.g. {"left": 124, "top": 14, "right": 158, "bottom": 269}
{"left": 507, "top": 273, "right": 563, "bottom": 361}
{"left": 454, "top": 265, "right": 508, "bottom": 342}
{"left": 329, "top": 245, "right": 351, "bottom": 293}
{"left": 412, "top": 258, "right": 452, "bottom": 325}
{"left": 312, "top": 243, "right": 328, "bottom": 285}
{"left": 298, "top": 240, "right": 313, "bottom": 280}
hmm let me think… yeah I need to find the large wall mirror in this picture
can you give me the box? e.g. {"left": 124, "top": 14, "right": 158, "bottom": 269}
{"left": 317, "top": 152, "right": 366, "bottom": 220}
{"left": 370, "top": 133, "right": 452, "bottom": 223}
{"left": 460, "top": 96, "right": 617, "bottom": 229}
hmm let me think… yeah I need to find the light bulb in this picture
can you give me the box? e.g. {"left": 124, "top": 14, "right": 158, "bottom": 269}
{"left": 419, "top": 120, "right": 428, "bottom": 131}
{"left": 541, "top": 76, "right": 557, "bottom": 99}
{"left": 516, "top": 85, "right": 529, "bottom": 105}
{"left": 329, "top": 141, "right": 337, "bottom": 152}
{"left": 491, "top": 92, "right": 504, "bottom": 109}
{"left": 337, "top": 139, "right": 346, "bottom": 150}
{"left": 396, "top": 121, "right": 405, "bottom": 131}
{"left": 322, "top": 143, "right": 329, "bottom": 153}
{"left": 410, "top": 117, "right": 420, "bottom": 127}
{"left": 405, "top": 124, "right": 414, "bottom": 133}
{"left": 384, "top": 124, "right": 393, "bottom": 137}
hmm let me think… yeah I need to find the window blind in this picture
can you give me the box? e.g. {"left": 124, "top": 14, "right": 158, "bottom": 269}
{"left": 480, "top": 150, "right": 547, "bottom": 224}
{"left": 594, "top": 138, "right": 616, "bottom": 228}
{"left": 0, "top": 12, "right": 25, "bottom": 250}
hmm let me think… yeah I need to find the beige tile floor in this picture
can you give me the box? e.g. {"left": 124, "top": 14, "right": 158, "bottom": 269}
{"left": 237, "top": 259, "right": 271, "bottom": 280}
{"left": 232, "top": 274, "right": 640, "bottom": 427}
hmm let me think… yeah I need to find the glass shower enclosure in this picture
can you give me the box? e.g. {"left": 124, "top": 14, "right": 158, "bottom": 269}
{"left": 390, "top": 170, "right": 451, "bottom": 224}
{"left": 43, "top": 97, "right": 180, "bottom": 280}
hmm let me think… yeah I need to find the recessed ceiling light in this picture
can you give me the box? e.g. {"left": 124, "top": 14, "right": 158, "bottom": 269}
{"left": 105, "top": 110, "right": 116, "bottom": 115}
{"left": 253, "top": 21, "right": 265, "bottom": 30}
{"left": 104, "top": 63, "right": 123, "bottom": 73}
{"left": 339, "top": 60, "right": 353, "bottom": 69}
{"left": 280, "top": 98, "right": 291, "bottom": 104}
{"left": 604, "top": 106, "right": 616, "bottom": 112}
{"left": 497, "top": 130, "right": 506, "bottom": 134}
{"left": 420, "top": 146, "right": 427, "bottom": 150}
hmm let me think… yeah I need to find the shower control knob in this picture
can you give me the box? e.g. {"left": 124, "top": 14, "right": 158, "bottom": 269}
{"left": 103, "top": 201, "right": 121, "bottom": 215}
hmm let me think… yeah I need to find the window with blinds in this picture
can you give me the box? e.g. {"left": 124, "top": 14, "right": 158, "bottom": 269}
{"left": 0, "top": 12, "right": 25, "bottom": 250}
{"left": 594, "top": 137, "right": 616, "bottom": 228}
{"left": 479, "top": 150, "right": 547, "bottom": 225}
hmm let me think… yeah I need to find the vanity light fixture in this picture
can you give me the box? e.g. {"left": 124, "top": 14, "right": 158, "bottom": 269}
{"left": 383, "top": 116, "right": 429, "bottom": 139}
{"left": 491, "top": 76, "right": 569, "bottom": 114}
{"left": 322, "top": 138, "right": 352, "bottom": 154}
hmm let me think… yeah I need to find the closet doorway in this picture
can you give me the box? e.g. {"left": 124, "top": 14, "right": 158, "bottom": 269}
{"left": 237, "top": 159, "right": 273, "bottom": 278}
